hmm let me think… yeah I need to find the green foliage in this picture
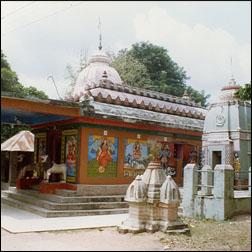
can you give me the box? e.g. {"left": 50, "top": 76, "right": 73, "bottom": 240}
{"left": 1, "top": 50, "right": 47, "bottom": 142}
{"left": 111, "top": 51, "right": 152, "bottom": 89}
{"left": 128, "top": 42, "right": 188, "bottom": 96}
{"left": 1, "top": 124, "right": 31, "bottom": 144}
{"left": 235, "top": 83, "right": 251, "bottom": 101}
{"left": 187, "top": 86, "right": 211, "bottom": 107}
{"left": 111, "top": 42, "right": 210, "bottom": 107}
{"left": 1, "top": 50, "right": 48, "bottom": 100}
{"left": 1, "top": 50, "right": 10, "bottom": 69}
{"left": 1, "top": 67, "right": 21, "bottom": 93}
{"left": 23, "top": 86, "right": 48, "bottom": 99}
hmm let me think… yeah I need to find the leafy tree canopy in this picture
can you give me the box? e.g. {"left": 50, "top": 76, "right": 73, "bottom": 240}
{"left": 1, "top": 50, "right": 48, "bottom": 143}
{"left": 1, "top": 50, "right": 48, "bottom": 100}
{"left": 111, "top": 50, "right": 152, "bottom": 89}
{"left": 112, "top": 42, "right": 210, "bottom": 107}
{"left": 235, "top": 83, "right": 251, "bottom": 101}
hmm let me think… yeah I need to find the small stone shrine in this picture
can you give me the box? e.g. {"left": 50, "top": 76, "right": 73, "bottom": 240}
{"left": 118, "top": 160, "right": 189, "bottom": 234}
{"left": 202, "top": 77, "right": 251, "bottom": 185}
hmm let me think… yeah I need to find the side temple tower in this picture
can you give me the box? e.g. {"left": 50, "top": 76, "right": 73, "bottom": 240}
{"left": 202, "top": 78, "right": 251, "bottom": 183}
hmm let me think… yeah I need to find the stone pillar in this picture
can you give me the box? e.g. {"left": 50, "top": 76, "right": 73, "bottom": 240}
{"left": 9, "top": 152, "right": 18, "bottom": 186}
{"left": 211, "top": 164, "right": 234, "bottom": 220}
{"left": 182, "top": 163, "right": 198, "bottom": 217}
{"left": 201, "top": 165, "right": 213, "bottom": 195}
{"left": 213, "top": 165, "right": 234, "bottom": 199}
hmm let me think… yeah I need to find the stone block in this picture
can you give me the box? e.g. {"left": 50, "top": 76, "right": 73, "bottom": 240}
{"left": 201, "top": 165, "right": 213, "bottom": 196}
{"left": 213, "top": 165, "right": 234, "bottom": 199}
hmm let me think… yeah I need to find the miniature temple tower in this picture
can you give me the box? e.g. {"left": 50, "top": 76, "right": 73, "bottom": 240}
{"left": 202, "top": 77, "right": 251, "bottom": 184}
{"left": 118, "top": 161, "right": 189, "bottom": 234}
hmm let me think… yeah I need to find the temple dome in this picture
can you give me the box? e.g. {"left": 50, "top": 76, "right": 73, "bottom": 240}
{"left": 72, "top": 49, "right": 122, "bottom": 101}
{"left": 160, "top": 175, "right": 181, "bottom": 204}
{"left": 124, "top": 175, "right": 147, "bottom": 202}
{"left": 218, "top": 77, "right": 240, "bottom": 102}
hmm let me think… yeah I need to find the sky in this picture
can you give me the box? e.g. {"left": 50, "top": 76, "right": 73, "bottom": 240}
{"left": 1, "top": 1, "right": 251, "bottom": 103}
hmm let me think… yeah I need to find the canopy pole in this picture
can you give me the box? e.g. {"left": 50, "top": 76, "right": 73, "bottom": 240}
{"left": 9, "top": 152, "right": 17, "bottom": 186}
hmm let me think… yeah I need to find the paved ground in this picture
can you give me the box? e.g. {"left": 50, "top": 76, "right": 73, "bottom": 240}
{"left": 1, "top": 204, "right": 251, "bottom": 251}
{"left": 1, "top": 204, "right": 127, "bottom": 233}
{"left": 1, "top": 228, "right": 165, "bottom": 251}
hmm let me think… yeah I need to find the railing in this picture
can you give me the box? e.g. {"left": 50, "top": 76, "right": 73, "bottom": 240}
{"left": 194, "top": 168, "right": 251, "bottom": 193}
{"left": 234, "top": 170, "right": 251, "bottom": 191}
{"left": 195, "top": 169, "right": 215, "bottom": 195}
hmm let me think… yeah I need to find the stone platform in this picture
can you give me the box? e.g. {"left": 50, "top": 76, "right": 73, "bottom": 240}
{"left": 1, "top": 204, "right": 128, "bottom": 233}
{"left": 1, "top": 187, "right": 128, "bottom": 218}
{"left": 39, "top": 182, "right": 77, "bottom": 194}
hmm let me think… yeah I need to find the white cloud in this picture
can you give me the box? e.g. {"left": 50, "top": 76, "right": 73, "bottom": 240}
{"left": 2, "top": 2, "right": 250, "bottom": 103}
{"left": 133, "top": 7, "right": 251, "bottom": 102}
{"left": 18, "top": 73, "right": 68, "bottom": 100}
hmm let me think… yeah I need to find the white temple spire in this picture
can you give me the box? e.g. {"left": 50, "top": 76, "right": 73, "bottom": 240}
{"left": 229, "top": 56, "right": 237, "bottom": 86}
{"left": 98, "top": 17, "right": 102, "bottom": 50}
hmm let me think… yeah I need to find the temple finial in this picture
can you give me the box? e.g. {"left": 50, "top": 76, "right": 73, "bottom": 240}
{"left": 229, "top": 56, "right": 237, "bottom": 86}
{"left": 230, "top": 56, "right": 233, "bottom": 79}
{"left": 182, "top": 88, "right": 190, "bottom": 100}
{"left": 98, "top": 17, "right": 102, "bottom": 50}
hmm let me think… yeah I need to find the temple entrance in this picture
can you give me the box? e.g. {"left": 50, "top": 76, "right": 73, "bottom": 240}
{"left": 212, "top": 151, "right": 222, "bottom": 169}
{"left": 47, "top": 129, "right": 62, "bottom": 164}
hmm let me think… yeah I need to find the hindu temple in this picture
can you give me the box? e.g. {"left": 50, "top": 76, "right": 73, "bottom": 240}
{"left": 202, "top": 77, "right": 251, "bottom": 185}
{"left": 1, "top": 44, "right": 206, "bottom": 201}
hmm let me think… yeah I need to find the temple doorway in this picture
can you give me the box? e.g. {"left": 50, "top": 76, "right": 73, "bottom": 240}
{"left": 212, "top": 151, "right": 222, "bottom": 169}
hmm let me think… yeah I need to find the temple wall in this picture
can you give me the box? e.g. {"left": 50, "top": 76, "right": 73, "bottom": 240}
{"left": 182, "top": 164, "right": 251, "bottom": 221}
{"left": 33, "top": 123, "right": 202, "bottom": 186}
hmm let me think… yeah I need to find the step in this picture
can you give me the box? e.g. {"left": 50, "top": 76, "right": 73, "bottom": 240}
{"left": 55, "top": 189, "right": 77, "bottom": 197}
{"left": 5, "top": 191, "right": 129, "bottom": 211}
{"left": 16, "top": 189, "right": 126, "bottom": 204}
{"left": 2, "top": 196, "right": 48, "bottom": 217}
{"left": 2, "top": 196, "right": 129, "bottom": 218}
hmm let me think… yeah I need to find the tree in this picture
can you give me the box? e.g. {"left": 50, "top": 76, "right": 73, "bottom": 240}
{"left": 1, "top": 50, "right": 10, "bottom": 69}
{"left": 1, "top": 50, "right": 48, "bottom": 143}
{"left": 235, "top": 83, "right": 251, "bottom": 101}
{"left": 111, "top": 50, "right": 152, "bottom": 89}
{"left": 128, "top": 42, "right": 188, "bottom": 96}
{"left": 64, "top": 42, "right": 210, "bottom": 106}
{"left": 112, "top": 42, "right": 210, "bottom": 106}
{"left": 187, "top": 86, "right": 211, "bottom": 107}
{"left": 1, "top": 50, "right": 48, "bottom": 100}
{"left": 22, "top": 86, "right": 48, "bottom": 100}
{"left": 64, "top": 49, "right": 88, "bottom": 98}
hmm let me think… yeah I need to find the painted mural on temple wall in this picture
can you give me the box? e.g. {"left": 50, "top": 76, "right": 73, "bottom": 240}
{"left": 159, "top": 142, "right": 170, "bottom": 169}
{"left": 123, "top": 139, "right": 149, "bottom": 177}
{"left": 88, "top": 135, "right": 118, "bottom": 177}
{"left": 65, "top": 135, "right": 77, "bottom": 182}
{"left": 34, "top": 133, "right": 47, "bottom": 164}
{"left": 61, "top": 130, "right": 78, "bottom": 183}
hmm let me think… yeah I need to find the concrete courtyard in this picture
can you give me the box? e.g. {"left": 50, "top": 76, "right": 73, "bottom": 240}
{"left": 1, "top": 204, "right": 251, "bottom": 251}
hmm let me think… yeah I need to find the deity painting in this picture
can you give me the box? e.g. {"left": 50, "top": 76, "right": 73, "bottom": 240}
{"left": 65, "top": 135, "right": 77, "bottom": 182}
{"left": 124, "top": 139, "right": 149, "bottom": 176}
{"left": 88, "top": 135, "right": 118, "bottom": 177}
{"left": 233, "top": 152, "right": 241, "bottom": 174}
{"left": 159, "top": 142, "right": 176, "bottom": 176}
{"left": 34, "top": 134, "right": 47, "bottom": 164}
{"left": 38, "top": 138, "right": 46, "bottom": 157}
{"left": 159, "top": 142, "right": 171, "bottom": 170}
{"left": 188, "top": 146, "right": 198, "bottom": 164}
